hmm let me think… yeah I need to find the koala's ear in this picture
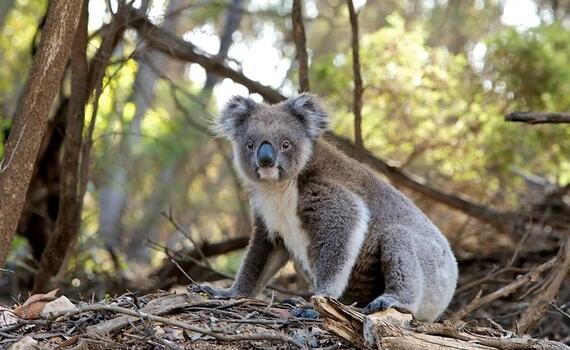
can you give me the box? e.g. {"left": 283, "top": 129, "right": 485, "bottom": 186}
{"left": 214, "top": 95, "right": 257, "bottom": 139}
{"left": 284, "top": 93, "right": 329, "bottom": 139}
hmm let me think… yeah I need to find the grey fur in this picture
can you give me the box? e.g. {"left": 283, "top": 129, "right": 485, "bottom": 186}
{"left": 201, "top": 93, "right": 458, "bottom": 321}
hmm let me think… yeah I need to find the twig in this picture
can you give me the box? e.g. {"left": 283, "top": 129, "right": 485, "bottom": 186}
{"left": 451, "top": 258, "right": 556, "bottom": 321}
{"left": 46, "top": 304, "right": 306, "bottom": 348}
{"left": 145, "top": 239, "right": 212, "bottom": 298}
{"left": 291, "top": 0, "right": 310, "bottom": 92}
{"left": 162, "top": 207, "right": 209, "bottom": 265}
{"left": 346, "top": 0, "right": 363, "bottom": 148}
{"left": 505, "top": 112, "right": 570, "bottom": 124}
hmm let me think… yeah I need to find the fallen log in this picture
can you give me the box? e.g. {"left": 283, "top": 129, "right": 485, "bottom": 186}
{"left": 312, "top": 296, "right": 570, "bottom": 350}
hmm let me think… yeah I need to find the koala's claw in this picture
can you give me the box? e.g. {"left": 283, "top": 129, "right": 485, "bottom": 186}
{"left": 188, "top": 284, "right": 233, "bottom": 299}
{"left": 290, "top": 307, "right": 320, "bottom": 319}
{"left": 364, "top": 295, "right": 399, "bottom": 314}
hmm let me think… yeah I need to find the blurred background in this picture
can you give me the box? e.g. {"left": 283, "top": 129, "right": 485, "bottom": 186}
{"left": 0, "top": 0, "right": 569, "bottom": 341}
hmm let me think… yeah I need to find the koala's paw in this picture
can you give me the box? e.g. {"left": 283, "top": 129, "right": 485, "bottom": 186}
{"left": 290, "top": 307, "right": 320, "bottom": 319}
{"left": 364, "top": 294, "right": 400, "bottom": 314}
{"left": 281, "top": 296, "right": 310, "bottom": 308}
{"left": 188, "top": 284, "right": 235, "bottom": 299}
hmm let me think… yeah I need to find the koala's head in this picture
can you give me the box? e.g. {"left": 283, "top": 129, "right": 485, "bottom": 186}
{"left": 215, "top": 93, "right": 329, "bottom": 183}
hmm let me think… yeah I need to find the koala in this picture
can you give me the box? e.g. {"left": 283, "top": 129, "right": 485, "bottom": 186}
{"left": 198, "top": 93, "right": 458, "bottom": 321}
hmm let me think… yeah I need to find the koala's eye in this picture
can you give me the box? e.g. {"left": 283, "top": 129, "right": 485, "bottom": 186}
{"left": 246, "top": 140, "right": 255, "bottom": 150}
{"left": 281, "top": 140, "right": 290, "bottom": 150}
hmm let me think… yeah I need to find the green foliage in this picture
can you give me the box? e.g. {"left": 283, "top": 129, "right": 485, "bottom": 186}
{"left": 485, "top": 25, "right": 570, "bottom": 184}
{"left": 312, "top": 14, "right": 570, "bottom": 206}
{"left": 0, "top": 0, "right": 47, "bottom": 118}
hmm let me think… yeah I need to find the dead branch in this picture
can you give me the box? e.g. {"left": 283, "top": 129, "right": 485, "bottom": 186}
{"left": 326, "top": 133, "right": 517, "bottom": 229}
{"left": 346, "top": 0, "right": 364, "bottom": 148}
{"left": 0, "top": 0, "right": 83, "bottom": 268}
{"left": 451, "top": 258, "right": 556, "bottom": 321}
{"left": 312, "top": 296, "right": 570, "bottom": 350}
{"left": 127, "top": 8, "right": 283, "bottom": 103}
{"left": 291, "top": 0, "right": 310, "bottom": 92}
{"left": 505, "top": 112, "right": 570, "bottom": 124}
{"left": 518, "top": 234, "right": 570, "bottom": 333}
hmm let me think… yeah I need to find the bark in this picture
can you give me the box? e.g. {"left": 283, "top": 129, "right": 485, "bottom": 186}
{"left": 347, "top": 0, "right": 363, "bottom": 149}
{"left": 0, "top": 0, "right": 83, "bottom": 269}
{"left": 291, "top": 0, "right": 310, "bottom": 92}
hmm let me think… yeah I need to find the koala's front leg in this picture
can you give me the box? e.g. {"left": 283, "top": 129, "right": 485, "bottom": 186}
{"left": 192, "top": 217, "right": 288, "bottom": 299}
{"left": 299, "top": 182, "right": 369, "bottom": 299}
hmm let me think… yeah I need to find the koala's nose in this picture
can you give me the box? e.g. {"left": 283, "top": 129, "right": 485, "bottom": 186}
{"left": 257, "top": 142, "right": 275, "bottom": 168}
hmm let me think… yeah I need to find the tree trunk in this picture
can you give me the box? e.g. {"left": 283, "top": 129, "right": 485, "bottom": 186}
{"left": 32, "top": 4, "right": 128, "bottom": 291}
{"left": 32, "top": 3, "right": 89, "bottom": 292}
{"left": 0, "top": 0, "right": 83, "bottom": 269}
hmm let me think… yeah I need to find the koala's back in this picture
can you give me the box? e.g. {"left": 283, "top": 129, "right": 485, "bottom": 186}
{"left": 299, "top": 140, "right": 458, "bottom": 316}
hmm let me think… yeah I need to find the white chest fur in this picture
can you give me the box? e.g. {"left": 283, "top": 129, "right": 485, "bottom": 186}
{"left": 249, "top": 180, "right": 315, "bottom": 282}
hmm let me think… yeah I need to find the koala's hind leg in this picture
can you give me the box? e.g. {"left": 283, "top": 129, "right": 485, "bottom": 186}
{"left": 364, "top": 225, "right": 423, "bottom": 317}
{"left": 298, "top": 181, "right": 369, "bottom": 298}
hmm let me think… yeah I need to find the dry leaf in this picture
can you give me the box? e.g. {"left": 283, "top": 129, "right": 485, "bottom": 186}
{"left": 13, "top": 289, "right": 59, "bottom": 319}
{"left": 40, "top": 296, "right": 76, "bottom": 317}
{"left": 154, "top": 325, "right": 166, "bottom": 337}
{"left": 0, "top": 308, "right": 18, "bottom": 327}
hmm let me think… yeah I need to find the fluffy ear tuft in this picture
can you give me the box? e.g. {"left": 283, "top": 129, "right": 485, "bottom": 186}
{"left": 284, "top": 93, "right": 329, "bottom": 139}
{"left": 213, "top": 95, "right": 257, "bottom": 139}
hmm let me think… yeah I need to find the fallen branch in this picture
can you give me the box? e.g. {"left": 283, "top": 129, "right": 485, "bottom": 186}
{"left": 312, "top": 296, "right": 570, "bottom": 350}
{"left": 518, "top": 235, "right": 570, "bottom": 333}
{"left": 450, "top": 258, "right": 556, "bottom": 321}
{"left": 505, "top": 112, "right": 570, "bottom": 124}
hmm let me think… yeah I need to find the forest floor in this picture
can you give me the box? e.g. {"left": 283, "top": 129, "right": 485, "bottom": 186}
{"left": 1, "top": 287, "right": 569, "bottom": 350}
